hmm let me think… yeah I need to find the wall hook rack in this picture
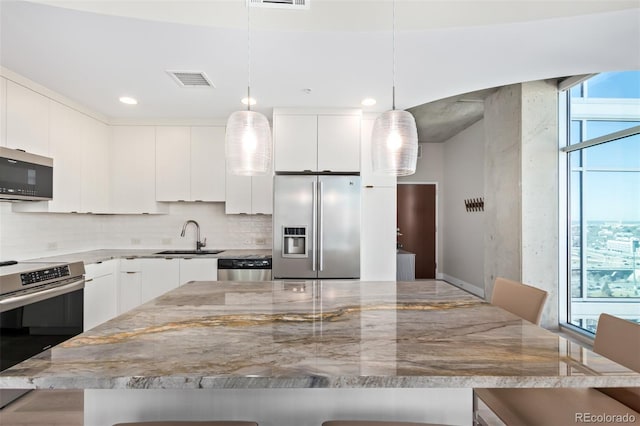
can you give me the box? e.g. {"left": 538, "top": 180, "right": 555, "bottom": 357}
{"left": 464, "top": 197, "right": 484, "bottom": 212}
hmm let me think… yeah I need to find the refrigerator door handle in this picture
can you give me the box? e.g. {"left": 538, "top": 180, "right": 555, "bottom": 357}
{"left": 318, "top": 180, "right": 324, "bottom": 272}
{"left": 312, "top": 180, "right": 317, "bottom": 272}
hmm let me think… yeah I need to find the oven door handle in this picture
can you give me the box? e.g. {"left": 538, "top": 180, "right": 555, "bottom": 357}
{"left": 0, "top": 278, "right": 85, "bottom": 313}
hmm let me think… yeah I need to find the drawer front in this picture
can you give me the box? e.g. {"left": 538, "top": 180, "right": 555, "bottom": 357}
{"left": 85, "top": 259, "right": 116, "bottom": 279}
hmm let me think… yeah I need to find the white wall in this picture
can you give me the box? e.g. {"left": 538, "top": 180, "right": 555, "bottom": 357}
{"left": 398, "top": 143, "right": 445, "bottom": 277}
{"left": 441, "top": 120, "right": 485, "bottom": 295}
{"left": 0, "top": 203, "right": 272, "bottom": 261}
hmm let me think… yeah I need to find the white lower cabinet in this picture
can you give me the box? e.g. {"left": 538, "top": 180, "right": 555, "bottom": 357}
{"left": 83, "top": 260, "right": 117, "bottom": 331}
{"left": 94, "top": 257, "right": 217, "bottom": 319}
{"left": 179, "top": 258, "right": 217, "bottom": 285}
{"left": 118, "top": 259, "right": 142, "bottom": 314}
{"left": 140, "top": 258, "right": 180, "bottom": 304}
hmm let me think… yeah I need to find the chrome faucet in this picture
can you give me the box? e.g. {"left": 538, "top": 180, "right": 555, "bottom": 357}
{"left": 180, "top": 220, "right": 207, "bottom": 251}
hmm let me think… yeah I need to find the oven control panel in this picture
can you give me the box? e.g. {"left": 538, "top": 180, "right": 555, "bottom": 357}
{"left": 21, "top": 265, "right": 70, "bottom": 286}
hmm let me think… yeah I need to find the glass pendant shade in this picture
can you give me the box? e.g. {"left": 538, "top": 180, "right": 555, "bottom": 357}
{"left": 371, "top": 109, "right": 419, "bottom": 176}
{"left": 225, "top": 110, "right": 272, "bottom": 176}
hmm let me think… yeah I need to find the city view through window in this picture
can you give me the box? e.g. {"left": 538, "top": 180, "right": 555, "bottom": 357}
{"left": 567, "top": 71, "right": 640, "bottom": 333}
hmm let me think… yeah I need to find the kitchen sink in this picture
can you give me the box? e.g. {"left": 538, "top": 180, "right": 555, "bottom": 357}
{"left": 154, "top": 250, "right": 224, "bottom": 255}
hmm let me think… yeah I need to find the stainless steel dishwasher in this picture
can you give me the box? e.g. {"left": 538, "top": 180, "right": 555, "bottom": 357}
{"left": 217, "top": 257, "right": 272, "bottom": 281}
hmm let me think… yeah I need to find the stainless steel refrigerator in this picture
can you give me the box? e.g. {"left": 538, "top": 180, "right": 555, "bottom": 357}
{"left": 273, "top": 174, "right": 360, "bottom": 279}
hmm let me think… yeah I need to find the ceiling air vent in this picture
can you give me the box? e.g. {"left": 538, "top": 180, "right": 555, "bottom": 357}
{"left": 249, "top": 0, "right": 309, "bottom": 10}
{"left": 167, "top": 71, "right": 215, "bottom": 88}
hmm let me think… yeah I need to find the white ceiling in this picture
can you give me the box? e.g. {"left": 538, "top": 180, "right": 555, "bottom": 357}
{"left": 1, "top": 1, "right": 639, "bottom": 125}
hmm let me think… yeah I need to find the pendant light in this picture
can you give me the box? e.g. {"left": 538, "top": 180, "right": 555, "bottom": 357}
{"left": 225, "top": 2, "right": 272, "bottom": 176}
{"left": 371, "top": 0, "right": 418, "bottom": 176}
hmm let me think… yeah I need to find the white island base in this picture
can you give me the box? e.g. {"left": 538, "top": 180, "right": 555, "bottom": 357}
{"left": 85, "top": 388, "right": 471, "bottom": 426}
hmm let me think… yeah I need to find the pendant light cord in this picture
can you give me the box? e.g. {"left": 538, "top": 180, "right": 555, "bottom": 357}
{"left": 392, "top": 0, "right": 396, "bottom": 111}
{"left": 247, "top": 0, "right": 251, "bottom": 111}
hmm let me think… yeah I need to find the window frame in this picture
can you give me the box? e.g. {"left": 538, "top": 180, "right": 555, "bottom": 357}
{"left": 559, "top": 75, "right": 640, "bottom": 338}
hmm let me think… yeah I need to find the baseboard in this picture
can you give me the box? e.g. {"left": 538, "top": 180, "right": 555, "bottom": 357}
{"left": 436, "top": 272, "right": 444, "bottom": 280}
{"left": 442, "top": 274, "right": 485, "bottom": 298}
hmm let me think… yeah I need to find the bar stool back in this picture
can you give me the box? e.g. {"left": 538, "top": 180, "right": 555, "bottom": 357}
{"left": 593, "top": 313, "right": 640, "bottom": 412}
{"left": 322, "top": 420, "right": 447, "bottom": 425}
{"left": 491, "top": 277, "right": 548, "bottom": 324}
{"left": 113, "top": 422, "right": 258, "bottom": 426}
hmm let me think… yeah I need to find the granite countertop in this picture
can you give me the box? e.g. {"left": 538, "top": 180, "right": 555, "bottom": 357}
{"left": 25, "top": 249, "right": 272, "bottom": 265}
{"left": 2, "top": 280, "right": 638, "bottom": 390}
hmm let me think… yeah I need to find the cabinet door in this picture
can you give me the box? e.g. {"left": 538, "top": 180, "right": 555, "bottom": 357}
{"left": 317, "top": 115, "right": 361, "bottom": 172}
{"left": 225, "top": 173, "right": 252, "bottom": 214}
{"left": 179, "top": 258, "right": 217, "bottom": 285}
{"left": 84, "top": 273, "right": 117, "bottom": 331}
{"left": 251, "top": 174, "right": 273, "bottom": 215}
{"left": 191, "top": 126, "right": 225, "bottom": 201}
{"left": 110, "top": 126, "right": 159, "bottom": 213}
{"left": 273, "top": 114, "right": 317, "bottom": 172}
{"left": 81, "top": 117, "right": 110, "bottom": 213}
{"left": 118, "top": 271, "right": 141, "bottom": 314}
{"left": 0, "top": 77, "right": 6, "bottom": 147}
{"left": 47, "top": 102, "right": 82, "bottom": 212}
{"left": 156, "top": 126, "right": 191, "bottom": 201}
{"left": 6, "top": 80, "right": 49, "bottom": 155}
{"left": 360, "top": 186, "right": 397, "bottom": 281}
{"left": 140, "top": 259, "right": 180, "bottom": 304}
{"left": 360, "top": 116, "right": 396, "bottom": 187}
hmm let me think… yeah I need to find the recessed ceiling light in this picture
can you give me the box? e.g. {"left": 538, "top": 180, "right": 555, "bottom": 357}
{"left": 241, "top": 97, "right": 257, "bottom": 106}
{"left": 361, "top": 98, "right": 377, "bottom": 106}
{"left": 119, "top": 96, "right": 138, "bottom": 105}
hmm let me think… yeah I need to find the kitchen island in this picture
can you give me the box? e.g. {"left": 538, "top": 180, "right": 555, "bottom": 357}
{"left": 2, "top": 280, "right": 639, "bottom": 425}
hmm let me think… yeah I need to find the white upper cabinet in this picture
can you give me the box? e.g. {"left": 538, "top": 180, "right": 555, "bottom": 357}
{"left": 225, "top": 172, "right": 272, "bottom": 215}
{"left": 225, "top": 173, "right": 252, "bottom": 214}
{"left": 191, "top": 126, "right": 225, "bottom": 202}
{"left": 47, "top": 101, "right": 82, "bottom": 212}
{"left": 6, "top": 80, "right": 49, "bottom": 156}
{"left": 274, "top": 114, "right": 317, "bottom": 172}
{"left": 273, "top": 109, "right": 361, "bottom": 173}
{"left": 317, "top": 115, "right": 361, "bottom": 172}
{"left": 251, "top": 174, "right": 273, "bottom": 215}
{"left": 111, "top": 126, "right": 167, "bottom": 214}
{"left": 156, "top": 126, "right": 191, "bottom": 201}
{"left": 12, "top": 102, "right": 112, "bottom": 213}
{"left": 155, "top": 126, "right": 226, "bottom": 202}
{"left": 0, "top": 77, "right": 6, "bottom": 147}
{"left": 81, "top": 117, "right": 110, "bottom": 213}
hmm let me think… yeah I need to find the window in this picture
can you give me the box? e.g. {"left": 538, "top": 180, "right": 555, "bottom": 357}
{"left": 564, "top": 71, "right": 640, "bottom": 335}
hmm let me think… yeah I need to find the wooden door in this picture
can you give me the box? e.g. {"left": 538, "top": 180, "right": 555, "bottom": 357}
{"left": 397, "top": 184, "right": 437, "bottom": 279}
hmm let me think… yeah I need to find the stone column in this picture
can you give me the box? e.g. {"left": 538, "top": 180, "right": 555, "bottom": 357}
{"left": 483, "top": 81, "right": 559, "bottom": 329}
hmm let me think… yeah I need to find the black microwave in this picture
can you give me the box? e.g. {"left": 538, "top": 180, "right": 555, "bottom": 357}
{"left": 0, "top": 147, "right": 53, "bottom": 201}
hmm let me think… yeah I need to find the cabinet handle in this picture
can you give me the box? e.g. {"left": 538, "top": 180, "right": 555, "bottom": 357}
{"left": 126, "top": 271, "right": 137, "bottom": 274}
{"left": 366, "top": 185, "right": 374, "bottom": 188}
{"left": 85, "top": 278, "right": 94, "bottom": 283}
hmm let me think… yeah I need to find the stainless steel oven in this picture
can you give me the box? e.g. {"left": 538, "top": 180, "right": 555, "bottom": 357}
{"left": 0, "top": 261, "right": 84, "bottom": 408}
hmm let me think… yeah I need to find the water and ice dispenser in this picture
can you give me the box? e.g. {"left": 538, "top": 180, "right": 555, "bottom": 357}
{"left": 282, "top": 226, "right": 308, "bottom": 258}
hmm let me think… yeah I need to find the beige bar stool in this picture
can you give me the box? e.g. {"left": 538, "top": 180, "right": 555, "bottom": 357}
{"left": 323, "top": 422, "right": 445, "bottom": 426}
{"left": 490, "top": 277, "right": 548, "bottom": 324}
{"left": 474, "top": 313, "right": 640, "bottom": 425}
{"left": 113, "top": 422, "right": 258, "bottom": 426}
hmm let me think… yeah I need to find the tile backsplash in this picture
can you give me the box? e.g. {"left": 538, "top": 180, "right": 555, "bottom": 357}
{"left": 0, "top": 202, "right": 272, "bottom": 260}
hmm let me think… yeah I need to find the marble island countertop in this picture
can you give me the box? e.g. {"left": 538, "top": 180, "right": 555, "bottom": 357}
{"left": 2, "top": 280, "right": 639, "bottom": 390}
